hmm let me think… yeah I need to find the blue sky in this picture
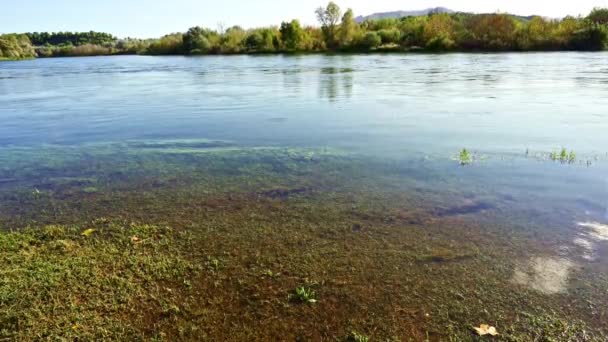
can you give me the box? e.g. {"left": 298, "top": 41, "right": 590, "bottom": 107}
{"left": 2, "top": 0, "right": 608, "bottom": 38}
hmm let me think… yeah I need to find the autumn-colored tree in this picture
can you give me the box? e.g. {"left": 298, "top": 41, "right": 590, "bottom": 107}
{"left": 467, "top": 14, "right": 517, "bottom": 50}
{"left": 423, "top": 14, "right": 456, "bottom": 50}
{"left": 519, "top": 17, "right": 559, "bottom": 50}
{"left": 423, "top": 14, "right": 455, "bottom": 43}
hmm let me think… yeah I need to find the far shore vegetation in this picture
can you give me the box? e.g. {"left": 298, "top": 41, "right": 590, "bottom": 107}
{"left": 2, "top": 4, "right": 608, "bottom": 61}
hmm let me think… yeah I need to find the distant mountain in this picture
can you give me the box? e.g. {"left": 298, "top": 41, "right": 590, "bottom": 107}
{"left": 354, "top": 7, "right": 454, "bottom": 23}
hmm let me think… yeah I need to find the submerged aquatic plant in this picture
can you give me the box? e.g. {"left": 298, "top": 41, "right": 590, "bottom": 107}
{"left": 568, "top": 151, "right": 576, "bottom": 163}
{"left": 289, "top": 286, "right": 317, "bottom": 303}
{"left": 459, "top": 149, "right": 472, "bottom": 165}
{"left": 206, "top": 257, "right": 221, "bottom": 272}
{"left": 347, "top": 331, "right": 370, "bottom": 342}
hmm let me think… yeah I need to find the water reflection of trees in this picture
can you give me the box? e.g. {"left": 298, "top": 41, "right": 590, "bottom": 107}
{"left": 318, "top": 66, "right": 354, "bottom": 102}
{"left": 281, "top": 68, "right": 302, "bottom": 95}
{"left": 279, "top": 56, "right": 355, "bottom": 102}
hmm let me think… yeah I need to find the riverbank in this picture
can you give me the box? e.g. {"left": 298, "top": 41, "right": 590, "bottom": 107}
{"left": 3, "top": 4, "right": 607, "bottom": 61}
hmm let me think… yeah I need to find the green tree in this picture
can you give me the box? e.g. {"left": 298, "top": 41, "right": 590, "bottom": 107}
{"left": 423, "top": 13, "right": 455, "bottom": 45}
{"left": 569, "top": 25, "right": 608, "bottom": 50}
{"left": 183, "top": 27, "right": 217, "bottom": 54}
{"left": 400, "top": 16, "right": 428, "bottom": 47}
{"left": 587, "top": 7, "right": 608, "bottom": 25}
{"left": 360, "top": 31, "right": 382, "bottom": 49}
{"left": 221, "top": 26, "right": 247, "bottom": 53}
{"left": 518, "top": 16, "right": 558, "bottom": 50}
{"left": 147, "top": 33, "right": 184, "bottom": 55}
{"left": 554, "top": 16, "right": 582, "bottom": 46}
{"left": 0, "top": 34, "right": 36, "bottom": 60}
{"left": 245, "top": 28, "right": 279, "bottom": 52}
{"left": 339, "top": 9, "right": 357, "bottom": 48}
{"left": 377, "top": 29, "right": 401, "bottom": 45}
{"left": 304, "top": 26, "right": 326, "bottom": 50}
{"left": 316, "top": 2, "right": 342, "bottom": 48}
{"left": 280, "top": 20, "right": 305, "bottom": 50}
{"left": 465, "top": 14, "right": 517, "bottom": 50}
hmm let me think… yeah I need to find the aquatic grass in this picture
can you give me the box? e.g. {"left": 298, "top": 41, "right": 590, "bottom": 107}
{"left": 347, "top": 331, "right": 370, "bottom": 342}
{"left": 0, "top": 222, "right": 201, "bottom": 340}
{"left": 289, "top": 286, "right": 317, "bottom": 303}
{"left": 206, "top": 256, "right": 222, "bottom": 272}
{"left": 550, "top": 148, "right": 576, "bottom": 164}
{"left": 458, "top": 148, "right": 472, "bottom": 165}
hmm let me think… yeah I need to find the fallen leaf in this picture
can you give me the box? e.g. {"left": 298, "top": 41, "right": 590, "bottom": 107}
{"left": 81, "top": 229, "right": 96, "bottom": 237}
{"left": 131, "top": 236, "right": 141, "bottom": 243}
{"left": 474, "top": 324, "right": 498, "bottom": 336}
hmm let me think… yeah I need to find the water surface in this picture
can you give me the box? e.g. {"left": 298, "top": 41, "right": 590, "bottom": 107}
{"left": 1, "top": 53, "right": 608, "bottom": 340}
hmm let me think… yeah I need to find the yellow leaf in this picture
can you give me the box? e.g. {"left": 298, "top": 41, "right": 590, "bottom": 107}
{"left": 131, "top": 236, "right": 141, "bottom": 243}
{"left": 474, "top": 324, "right": 498, "bottom": 336}
{"left": 81, "top": 228, "right": 96, "bottom": 237}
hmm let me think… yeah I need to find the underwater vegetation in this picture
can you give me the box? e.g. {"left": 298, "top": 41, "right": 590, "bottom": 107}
{"left": 289, "top": 286, "right": 318, "bottom": 304}
{"left": 347, "top": 331, "right": 370, "bottom": 342}
{"left": 0, "top": 223, "right": 201, "bottom": 340}
{"left": 0, "top": 142, "right": 606, "bottom": 340}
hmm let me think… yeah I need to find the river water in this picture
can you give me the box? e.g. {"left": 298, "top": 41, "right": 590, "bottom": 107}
{"left": 1, "top": 53, "right": 608, "bottom": 338}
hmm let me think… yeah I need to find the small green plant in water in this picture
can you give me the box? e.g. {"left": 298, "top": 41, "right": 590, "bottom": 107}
{"left": 206, "top": 257, "right": 221, "bottom": 272}
{"left": 568, "top": 151, "right": 576, "bottom": 164}
{"left": 550, "top": 148, "right": 576, "bottom": 164}
{"left": 262, "top": 269, "right": 280, "bottom": 278}
{"left": 459, "top": 149, "right": 472, "bottom": 165}
{"left": 347, "top": 331, "right": 370, "bottom": 342}
{"left": 289, "top": 286, "right": 317, "bottom": 303}
{"left": 560, "top": 148, "right": 568, "bottom": 162}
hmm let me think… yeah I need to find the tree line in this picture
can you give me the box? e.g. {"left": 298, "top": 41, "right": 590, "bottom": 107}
{"left": 2, "top": 3, "right": 608, "bottom": 60}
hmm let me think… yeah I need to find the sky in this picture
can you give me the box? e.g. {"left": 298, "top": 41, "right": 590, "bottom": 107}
{"left": 2, "top": 0, "right": 608, "bottom": 38}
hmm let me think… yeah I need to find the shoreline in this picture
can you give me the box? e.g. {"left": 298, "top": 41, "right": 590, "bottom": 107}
{"left": 3, "top": 48, "right": 606, "bottom": 62}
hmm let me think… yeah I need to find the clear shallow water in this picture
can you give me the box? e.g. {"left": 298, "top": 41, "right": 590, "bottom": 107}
{"left": 2, "top": 54, "right": 608, "bottom": 335}
{"left": 1, "top": 53, "right": 607, "bottom": 221}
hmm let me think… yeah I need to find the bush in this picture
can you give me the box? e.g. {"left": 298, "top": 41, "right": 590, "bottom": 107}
{"left": 147, "top": 33, "right": 184, "bottom": 55}
{"left": 377, "top": 29, "right": 401, "bottom": 45}
{"left": 425, "top": 35, "right": 455, "bottom": 51}
{"left": 569, "top": 25, "right": 608, "bottom": 51}
{"left": 361, "top": 31, "right": 382, "bottom": 49}
{"left": 67, "top": 44, "right": 112, "bottom": 56}
{"left": 0, "top": 34, "right": 36, "bottom": 59}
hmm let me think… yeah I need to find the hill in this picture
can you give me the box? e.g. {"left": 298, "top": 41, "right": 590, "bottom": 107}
{"left": 354, "top": 7, "right": 454, "bottom": 22}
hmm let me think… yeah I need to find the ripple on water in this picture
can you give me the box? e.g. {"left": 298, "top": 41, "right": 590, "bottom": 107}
{"left": 577, "top": 222, "right": 608, "bottom": 241}
{"left": 573, "top": 237, "right": 596, "bottom": 261}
